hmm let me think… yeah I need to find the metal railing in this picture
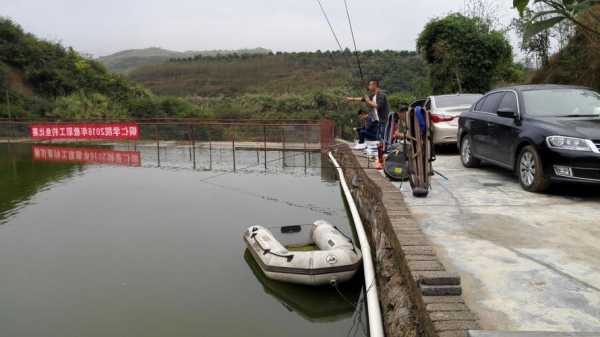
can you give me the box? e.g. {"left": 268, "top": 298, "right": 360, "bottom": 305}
{"left": 0, "top": 119, "right": 337, "bottom": 153}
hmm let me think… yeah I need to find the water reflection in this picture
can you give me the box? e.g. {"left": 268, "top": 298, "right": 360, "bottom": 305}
{"left": 0, "top": 143, "right": 79, "bottom": 224}
{"left": 32, "top": 145, "right": 141, "bottom": 166}
{"left": 243, "top": 249, "right": 362, "bottom": 322}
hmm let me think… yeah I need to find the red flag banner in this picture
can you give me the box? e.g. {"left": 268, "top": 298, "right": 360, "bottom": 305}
{"left": 32, "top": 145, "right": 141, "bottom": 167}
{"left": 30, "top": 123, "right": 140, "bottom": 140}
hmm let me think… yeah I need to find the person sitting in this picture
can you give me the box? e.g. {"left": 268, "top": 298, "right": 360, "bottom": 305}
{"left": 394, "top": 104, "right": 409, "bottom": 141}
{"left": 354, "top": 109, "right": 379, "bottom": 150}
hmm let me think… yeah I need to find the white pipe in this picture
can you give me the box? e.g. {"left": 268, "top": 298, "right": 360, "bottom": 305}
{"left": 328, "top": 151, "right": 384, "bottom": 337}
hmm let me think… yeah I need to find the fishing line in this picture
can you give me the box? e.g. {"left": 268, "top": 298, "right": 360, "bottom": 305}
{"left": 331, "top": 280, "right": 359, "bottom": 308}
{"left": 315, "top": 0, "right": 345, "bottom": 52}
{"left": 343, "top": 0, "right": 364, "bottom": 83}
{"left": 345, "top": 287, "right": 368, "bottom": 337}
{"left": 313, "top": 0, "right": 364, "bottom": 89}
{"left": 138, "top": 150, "right": 343, "bottom": 216}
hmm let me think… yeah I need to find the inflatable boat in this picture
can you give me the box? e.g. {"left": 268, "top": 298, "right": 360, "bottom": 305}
{"left": 243, "top": 220, "right": 362, "bottom": 286}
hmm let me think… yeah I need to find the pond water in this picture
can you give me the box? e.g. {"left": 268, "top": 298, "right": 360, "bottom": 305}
{"left": 0, "top": 143, "right": 367, "bottom": 337}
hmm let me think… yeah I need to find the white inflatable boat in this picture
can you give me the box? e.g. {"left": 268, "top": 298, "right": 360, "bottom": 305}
{"left": 243, "top": 220, "right": 362, "bottom": 286}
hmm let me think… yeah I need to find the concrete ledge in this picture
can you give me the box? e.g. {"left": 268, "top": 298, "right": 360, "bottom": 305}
{"left": 333, "top": 144, "right": 479, "bottom": 337}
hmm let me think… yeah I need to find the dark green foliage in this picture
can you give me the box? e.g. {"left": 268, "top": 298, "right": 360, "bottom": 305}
{"left": 0, "top": 17, "right": 150, "bottom": 119}
{"left": 417, "top": 14, "right": 515, "bottom": 94}
{"left": 0, "top": 61, "right": 8, "bottom": 93}
{"left": 0, "top": 18, "right": 148, "bottom": 100}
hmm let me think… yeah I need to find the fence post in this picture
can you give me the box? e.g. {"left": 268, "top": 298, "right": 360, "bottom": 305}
{"left": 232, "top": 126, "right": 236, "bottom": 172}
{"left": 155, "top": 124, "right": 160, "bottom": 167}
{"left": 190, "top": 124, "right": 196, "bottom": 170}
{"left": 263, "top": 125, "right": 267, "bottom": 170}
{"left": 303, "top": 124, "right": 307, "bottom": 152}
{"left": 281, "top": 126, "right": 286, "bottom": 168}
{"left": 303, "top": 125, "right": 308, "bottom": 171}
{"left": 208, "top": 125, "right": 213, "bottom": 171}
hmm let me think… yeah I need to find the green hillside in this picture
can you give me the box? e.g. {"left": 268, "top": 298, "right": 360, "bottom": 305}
{"left": 99, "top": 47, "right": 272, "bottom": 73}
{"left": 128, "top": 50, "right": 430, "bottom": 97}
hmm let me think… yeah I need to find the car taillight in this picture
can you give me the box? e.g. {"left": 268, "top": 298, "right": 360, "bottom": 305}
{"left": 431, "top": 114, "right": 454, "bottom": 123}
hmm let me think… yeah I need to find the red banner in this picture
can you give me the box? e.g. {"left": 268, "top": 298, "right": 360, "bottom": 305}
{"left": 30, "top": 123, "right": 140, "bottom": 140}
{"left": 32, "top": 145, "right": 141, "bottom": 167}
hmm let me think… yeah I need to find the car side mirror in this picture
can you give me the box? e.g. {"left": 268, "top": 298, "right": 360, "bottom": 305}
{"left": 497, "top": 108, "right": 517, "bottom": 119}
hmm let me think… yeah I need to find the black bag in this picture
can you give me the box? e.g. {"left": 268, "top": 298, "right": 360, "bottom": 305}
{"left": 383, "top": 144, "right": 409, "bottom": 181}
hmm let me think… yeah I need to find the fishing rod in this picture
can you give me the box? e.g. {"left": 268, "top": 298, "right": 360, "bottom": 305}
{"left": 314, "top": 0, "right": 365, "bottom": 89}
{"left": 343, "top": 0, "right": 364, "bottom": 83}
{"left": 315, "top": 0, "right": 345, "bottom": 52}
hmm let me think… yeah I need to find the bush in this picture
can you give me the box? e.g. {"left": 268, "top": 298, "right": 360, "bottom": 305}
{"left": 417, "top": 14, "right": 514, "bottom": 94}
{"left": 49, "top": 93, "right": 127, "bottom": 120}
{"left": 388, "top": 93, "right": 417, "bottom": 110}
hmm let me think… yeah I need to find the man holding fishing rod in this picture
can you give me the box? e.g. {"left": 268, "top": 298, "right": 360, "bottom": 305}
{"left": 346, "top": 79, "right": 390, "bottom": 133}
{"left": 346, "top": 79, "right": 390, "bottom": 168}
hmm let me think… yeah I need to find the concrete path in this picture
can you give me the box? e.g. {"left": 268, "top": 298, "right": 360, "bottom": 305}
{"left": 392, "top": 150, "right": 600, "bottom": 332}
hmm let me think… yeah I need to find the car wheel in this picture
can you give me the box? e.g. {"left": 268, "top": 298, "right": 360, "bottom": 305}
{"left": 517, "top": 145, "right": 550, "bottom": 192}
{"left": 460, "top": 135, "right": 480, "bottom": 168}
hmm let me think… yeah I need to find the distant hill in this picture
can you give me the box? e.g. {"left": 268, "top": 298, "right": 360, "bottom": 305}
{"left": 98, "top": 47, "right": 272, "bottom": 73}
{"left": 127, "top": 50, "right": 429, "bottom": 97}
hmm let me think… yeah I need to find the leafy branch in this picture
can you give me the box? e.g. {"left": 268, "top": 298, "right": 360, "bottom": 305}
{"left": 513, "top": 0, "right": 600, "bottom": 39}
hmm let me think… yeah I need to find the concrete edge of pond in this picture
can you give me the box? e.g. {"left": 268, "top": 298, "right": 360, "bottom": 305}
{"left": 332, "top": 143, "right": 479, "bottom": 337}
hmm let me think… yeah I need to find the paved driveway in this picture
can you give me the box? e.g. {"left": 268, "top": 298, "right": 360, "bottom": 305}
{"left": 392, "top": 150, "right": 600, "bottom": 332}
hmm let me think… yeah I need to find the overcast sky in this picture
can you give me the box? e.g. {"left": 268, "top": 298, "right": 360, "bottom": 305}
{"left": 1, "top": 0, "right": 517, "bottom": 57}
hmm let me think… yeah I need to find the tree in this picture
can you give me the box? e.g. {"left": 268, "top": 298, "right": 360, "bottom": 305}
{"left": 512, "top": 8, "right": 552, "bottom": 67}
{"left": 464, "top": 0, "right": 504, "bottom": 30}
{"left": 417, "top": 14, "right": 514, "bottom": 94}
{"left": 513, "top": 0, "right": 600, "bottom": 40}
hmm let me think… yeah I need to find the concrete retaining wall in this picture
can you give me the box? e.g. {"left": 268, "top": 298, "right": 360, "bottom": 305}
{"left": 333, "top": 145, "right": 480, "bottom": 337}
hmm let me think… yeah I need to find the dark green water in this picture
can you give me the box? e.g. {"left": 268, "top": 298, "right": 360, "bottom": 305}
{"left": 0, "top": 143, "right": 367, "bottom": 337}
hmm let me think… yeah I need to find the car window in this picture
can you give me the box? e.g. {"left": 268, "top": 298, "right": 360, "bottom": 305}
{"left": 473, "top": 97, "right": 486, "bottom": 112}
{"left": 480, "top": 92, "right": 505, "bottom": 113}
{"left": 522, "top": 88, "right": 600, "bottom": 117}
{"left": 498, "top": 92, "right": 518, "bottom": 113}
{"left": 435, "top": 94, "right": 482, "bottom": 108}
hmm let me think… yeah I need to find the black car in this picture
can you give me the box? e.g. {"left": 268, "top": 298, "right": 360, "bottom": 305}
{"left": 458, "top": 84, "right": 600, "bottom": 192}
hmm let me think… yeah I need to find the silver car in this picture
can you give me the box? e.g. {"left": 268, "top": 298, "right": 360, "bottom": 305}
{"left": 425, "top": 94, "right": 482, "bottom": 144}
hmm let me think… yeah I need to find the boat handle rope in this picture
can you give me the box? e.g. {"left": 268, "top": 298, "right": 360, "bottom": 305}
{"left": 250, "top": 232, "right": 295, "bottom": 262}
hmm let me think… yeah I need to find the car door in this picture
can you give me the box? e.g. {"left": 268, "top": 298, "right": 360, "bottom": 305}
{"left": 473, "top": 92, "right": 505, "bottom": 158}
{"left": 486, "top": 91, "right": 520, "bottom": 166}
{"left": 464, "top": 96, "right": 488, "bottom": 156}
